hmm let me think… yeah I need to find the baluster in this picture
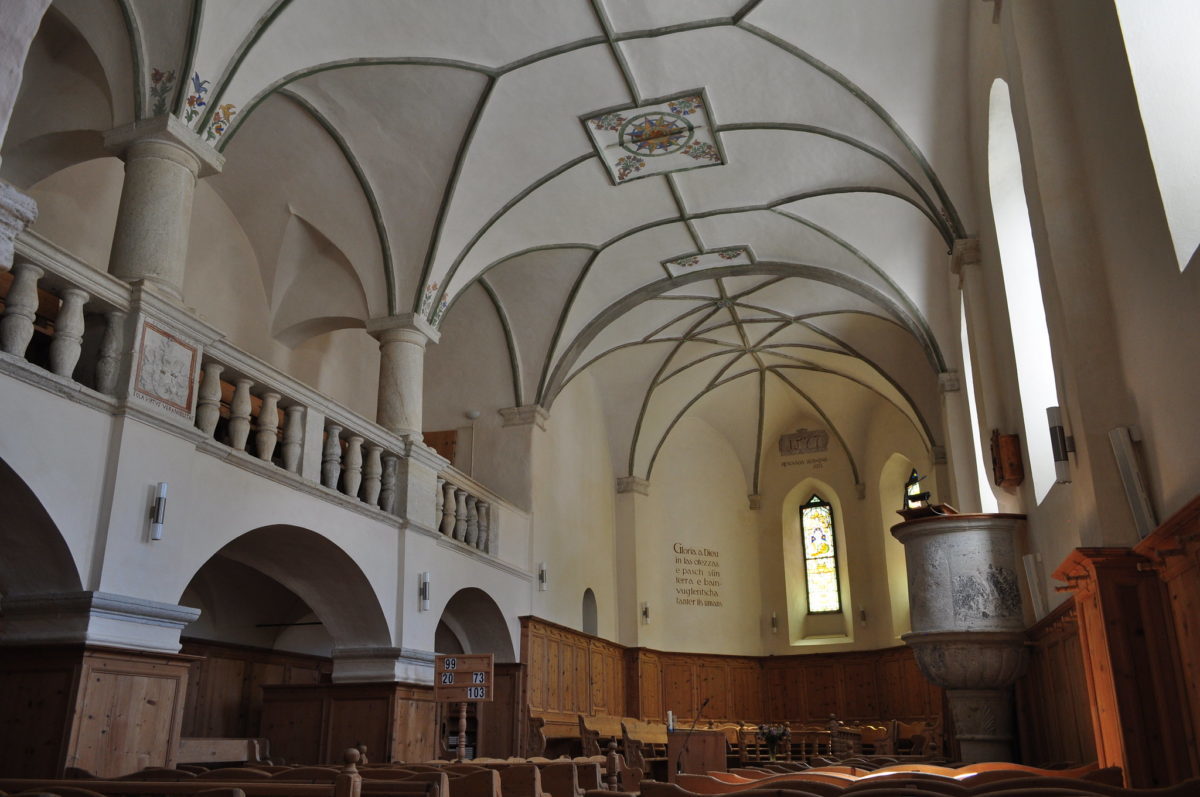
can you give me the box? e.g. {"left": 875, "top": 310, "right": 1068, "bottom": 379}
{"left": 465, "top": 495, "right": 479, "bottom": 546}
{"left": 453, "top": 488, "right": 467, "bottom": 540}
{"left": 255, "top": 391, "right": 280, "bottom": 461}
{"left": 436, "top": 477, "right": 445, "bottom": 523}
{"left": 0, "top": 262, "right": 44, "bottom": 357}
{"left": 343, "top": 435, "right": 363, "bottom": 498}
{"left": 228, "top": 378, "right": 253, "bottom": 451}
{"left": 322, "top": 424, "right": 343, "bottom": 489}
{"left": 440, "top": 480, "right": 457, "bottom": 536}
{"left": 282, "top": 405, "right": 304, "bottom": 472}
{"left": 363, "top": 443, "right": 382, "bottom": 505}
{"left": 379, "top": 454, "right": 398, "bottom": 513}
{"left": 95, "top": 310, "right": 125, "bottom": 395}
{"left": 195, "top": 362, "right": 224, "bottom": 436}
{"left": 477, "top": 501, "right": 490, "bottom": 552}
{"left": 49, "top": 287, "right": 87, "bottom": 378}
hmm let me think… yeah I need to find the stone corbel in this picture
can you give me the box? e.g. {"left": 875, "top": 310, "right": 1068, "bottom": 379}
{"left": 499, "top": 404, "right": 549, "bottom": 430}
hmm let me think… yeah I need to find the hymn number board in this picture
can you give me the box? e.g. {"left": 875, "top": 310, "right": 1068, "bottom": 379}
{"left": 434, "top": 653, "right": 494, "bottom": 702}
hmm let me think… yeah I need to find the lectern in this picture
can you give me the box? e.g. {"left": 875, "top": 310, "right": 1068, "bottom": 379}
{"left": 667, "top": 730, "right": 727, "bottom": 782}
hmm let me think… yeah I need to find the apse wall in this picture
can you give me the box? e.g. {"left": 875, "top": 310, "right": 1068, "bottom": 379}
{"left": 636, "top": 414, "right": 762, "bottom": 656}
{"left": 529, "top": 372, "right": 619, "bottom": 641}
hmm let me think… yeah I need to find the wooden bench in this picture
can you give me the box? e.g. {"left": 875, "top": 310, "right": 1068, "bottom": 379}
{"left": 176, "top": 738, "right": 273, "bottom": 766}
{"left": 619, "top": 719, "right": 668, "bottom": 773}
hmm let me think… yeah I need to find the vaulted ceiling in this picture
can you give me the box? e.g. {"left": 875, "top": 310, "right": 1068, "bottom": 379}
{"left": 3, "top": 0, "right": 977, "bottom": 487}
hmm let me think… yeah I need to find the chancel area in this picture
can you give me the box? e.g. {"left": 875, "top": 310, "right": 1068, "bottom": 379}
{"left": 1, "top": 0, "right": 1199, "bottom": 794}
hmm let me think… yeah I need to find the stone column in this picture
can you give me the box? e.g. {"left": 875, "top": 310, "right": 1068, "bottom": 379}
{"left": 615, "top": 476, "right": 650, "bottom": 647}
{"left": 103, "top": 116, "right": 223, "bottom": 300}
{"left": 366, "top": 313, "right": 439, "bottom": 438}
{"left": 48, "top": 287, "right": 88, "bottom": 378}
{"left": 892, "top": 513, "right": 1028, "bottom": 762}
{"left": 256, "top": 392, "right": 280, "bottom": 462}
{"left": 0, "top": 0, "right": 48, "bottom": 268}
{"left": 95, "top": 310, "right": 126, "bottom": 395}
{"left": 228, "top": 378, "right": 252, "bottom": 451}
{"left": 0, "top": 260, "right": 42, "bottom": 356}
{"left": 194, "top": 361, "right": 224, "bottom": 436}
{"left": 938, "top": 371, "right": 983, "bottom": 512}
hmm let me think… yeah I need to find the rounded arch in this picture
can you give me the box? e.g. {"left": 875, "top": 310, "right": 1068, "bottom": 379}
{"left": 581, "top": 588, "right": 598, "bottom": 636}
{"left": 437, "top": 587, "right": 516, "bottom": 663}
{"left": 0, "top": 456, "right": 82, "bottom": 596}
{"left": 176, "top": 525, "right": 391, "bottom": 650}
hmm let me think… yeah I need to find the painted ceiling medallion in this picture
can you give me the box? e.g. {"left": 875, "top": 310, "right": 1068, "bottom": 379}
{"left": 583, "top": 90, "right": 725, "bottom": 185}
{"left": 662, "top": 246, "right": 753, "bottom": 277}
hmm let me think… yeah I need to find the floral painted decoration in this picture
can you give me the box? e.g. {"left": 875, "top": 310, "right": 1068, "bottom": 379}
{"left": 682, "top": 140, "right": 720, "bottom": 162}
{"left": 589, "top": 112, "right": 626, "bottom": 131}
{"left": 668, "top": 255, "right": 701, "bottom": 269}
{"left": 717, "top": 248, "right": 745, "bottom": 260}
{"left": 668, "top": 96, "right": 702, "bottom": 116}
{"left": 615, "top": 154, "right": 646, "bottom": 181}
{"left": 431, "top": 298, "right": 449, "bottom": 327}
{"left": 419, "top": 282, "right": 439, "bottom": 316}
{"left": 184, "top": 72, "right": 209, "bottom": 123}
{"left": 150, "top": 69, "right": 176, "bottom": 116}
{"left": 205, "top": 103, "right": 237, "bottom": 142}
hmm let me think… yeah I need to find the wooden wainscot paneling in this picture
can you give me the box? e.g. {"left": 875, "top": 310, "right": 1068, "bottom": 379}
{"left": 179, "top": 638, "right": 332, "bottom": 740}
{"left": 261, "top": 682, "right": 435, "bottom": 765}
{"left": 1054, "top": 546, "right": 1196, "bottom": 787}
{"left": 1136, "top": 494, "right": 1200, "bottom": 774}
{"left": 1015, "top": 596, "right": 1096, "bottom": 767}
{"left": 519, "top": 616, "right": 945, "bottom": 751}
{"left": 0, "top": 645, "right": 196, "bottom": 778}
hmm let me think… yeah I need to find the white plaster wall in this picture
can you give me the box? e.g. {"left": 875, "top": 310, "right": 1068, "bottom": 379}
{"left": 638, "top": 414, "right": 762, "bottom": 655}
{"left": 528, "top": 372, "right": 619, "bottom": 641}
{"left": 0, "top": 373, "right": 115, "bottom": 589}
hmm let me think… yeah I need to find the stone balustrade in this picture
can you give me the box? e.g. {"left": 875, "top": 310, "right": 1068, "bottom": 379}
{"left": 1, "top": 238, "right": 132, "bottom": 396}
{"left": 3, "top": 231, "right": 513, "bottom": 561}
{"left": 194, "top": 347, "right": 406, "bottom": 515}
{"left": 437, "top": 468, "right": 497, "bottom": 554}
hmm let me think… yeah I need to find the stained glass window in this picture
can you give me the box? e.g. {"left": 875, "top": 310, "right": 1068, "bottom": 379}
{"left": 801, "top": 494, "right": 841, "bottom": 613}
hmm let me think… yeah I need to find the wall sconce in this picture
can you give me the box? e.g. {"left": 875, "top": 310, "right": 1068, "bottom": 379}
{"left": 537, "top": 562, "right": 548, "bottom": 591}
{"left": 858, "top": 605, "right": 868, "bottom": 627}
{"left": 1046, "top": 406, "right": 1075, "bottom": 484}
{"left": 640, "top": 602, "right": 650, "bottom": 625}
{"left": 418, "top": 572, "right": 431, "bottom": 611}
{"left": 770, "top": 610, "right": 778, "bottom": 633}
{"left": 150, "top": 482, "right": 168, "bottom": 540}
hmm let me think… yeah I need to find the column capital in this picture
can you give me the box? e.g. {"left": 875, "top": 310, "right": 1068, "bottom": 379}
{"left": 0, "top": 180, "right": 37, "bottom": 268}
{"left": 938, "top": 369, "right": 962, "bottom": 393}
{"left": 104, "top": 114, "right": 225, "bottom": 177}
{"left": 950, "top": 236, "right": 982, "bottom": 275}
{"left": 366, "top": 312, "right": 440, "bottom": 345}
{"left": 616, "top": 476, "right": 649, "bottom": 495}
{"left": 499, "top": 404, "right": 548, "bottom": 430}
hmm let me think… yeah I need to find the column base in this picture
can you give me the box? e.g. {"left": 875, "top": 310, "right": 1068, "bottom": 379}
{"left": 946, "top": 688, "right": 1016, "bottom": 763}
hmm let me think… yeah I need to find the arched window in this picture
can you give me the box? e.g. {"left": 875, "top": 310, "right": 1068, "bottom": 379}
{"left": 581, "top": 588, "right": 598, "bottom": 636}
{"left": 989, "top": 78, "right": 1060, "bottom": 501}
{"left": 801, "top": 494, "right": 841, "bottom": 613}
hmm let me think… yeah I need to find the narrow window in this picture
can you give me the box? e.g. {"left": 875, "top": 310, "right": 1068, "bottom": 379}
{"left": 801, "top": 494, "right": 841, "bottom": 613}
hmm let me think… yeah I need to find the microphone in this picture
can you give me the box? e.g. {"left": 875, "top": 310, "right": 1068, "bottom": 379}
{"left": 675, "top": 697, "right": 711, "bottom": 775}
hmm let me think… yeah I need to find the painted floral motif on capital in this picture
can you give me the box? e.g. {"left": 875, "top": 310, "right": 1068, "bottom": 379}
{"left": 150, "top": 69, "right": 176, "bottom": 116}
{"left": 184, "top": 72, "right": 209, "bottom": 123}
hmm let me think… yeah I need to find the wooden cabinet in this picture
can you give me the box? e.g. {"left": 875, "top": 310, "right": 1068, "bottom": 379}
{"left": 261, "top": 682, "right": 435, "bottom": 764}
{"left": 0, "top": 645, "right": 196, "bottom": 777}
